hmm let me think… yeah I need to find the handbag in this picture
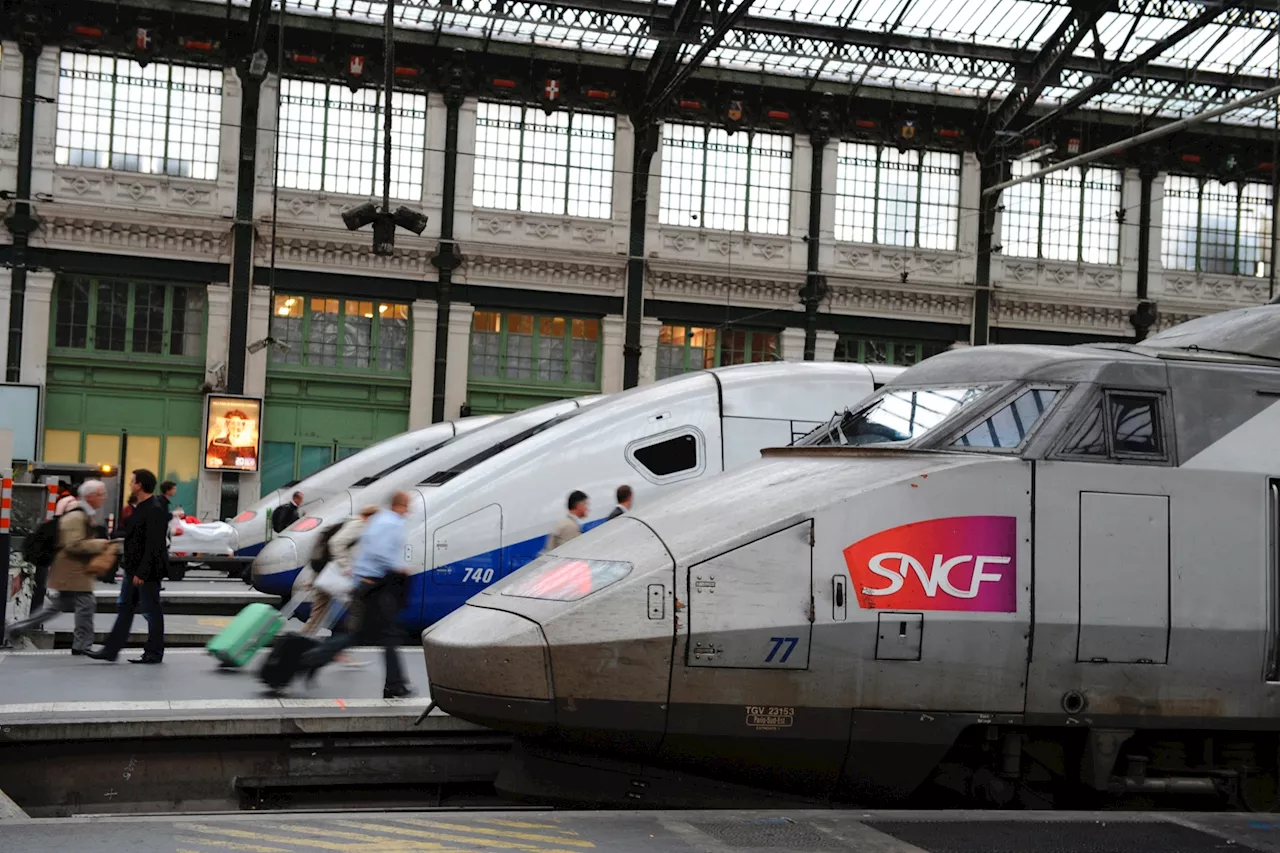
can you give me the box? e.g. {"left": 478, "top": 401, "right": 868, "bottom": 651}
{"left": 313, "top": 561, "right": 354, "bottom": 601}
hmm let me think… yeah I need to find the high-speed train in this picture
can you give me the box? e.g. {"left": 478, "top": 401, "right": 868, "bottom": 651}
{"left": 252, "top": 397, "right": 602, "bottom": 599}
{"left": 226, "top": 416, "right": 499, "bottom": 557}
{"left": 423, "top": 304, "right": 1280, "bottom": 809}
{"left": 256, "top": 361, "right": 901, "bottom": 631}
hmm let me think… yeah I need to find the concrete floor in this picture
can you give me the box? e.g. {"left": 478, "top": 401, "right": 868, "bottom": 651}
{"left": 0, "top": 643, "right": 430, "bottom": 707}
{"left": 4, "top": 810, "right": 1280, "bottom": 853}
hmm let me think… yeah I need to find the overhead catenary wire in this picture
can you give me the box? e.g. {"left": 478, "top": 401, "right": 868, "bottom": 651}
{"left": 984, "top": 82, "right": 1280, "bottom": 196}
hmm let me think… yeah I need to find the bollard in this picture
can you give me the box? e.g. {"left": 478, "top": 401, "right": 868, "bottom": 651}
{"left": 1, "top": 470, "right": 12, "bottom": 647}
{"left": 44, "top": 477, "right": 58, "bottom": 521}
{"left": 106, "top": 512, "right": 116, "bottom": 537}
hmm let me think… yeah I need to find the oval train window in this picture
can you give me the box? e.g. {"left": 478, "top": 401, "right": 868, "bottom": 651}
{"left": 633, "top": 434, "right": 698, "bottom": 476}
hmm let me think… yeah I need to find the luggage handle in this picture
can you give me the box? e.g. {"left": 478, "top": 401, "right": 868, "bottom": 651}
{"left": 277, "top": 589, "right": 311, "bottom": 622}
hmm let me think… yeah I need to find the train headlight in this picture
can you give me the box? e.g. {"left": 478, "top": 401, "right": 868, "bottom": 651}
{"left": 501, "top": 557, "right": 631, "bottom": 602}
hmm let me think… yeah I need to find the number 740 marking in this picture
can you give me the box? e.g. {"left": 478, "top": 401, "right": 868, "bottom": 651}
{"left": 765, "top": 636, "right": 799, "bottom": 663}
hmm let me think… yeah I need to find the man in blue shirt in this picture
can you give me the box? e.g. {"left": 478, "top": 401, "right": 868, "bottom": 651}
{"left": 299, "top": 492, "right": 414, "bottom": 698}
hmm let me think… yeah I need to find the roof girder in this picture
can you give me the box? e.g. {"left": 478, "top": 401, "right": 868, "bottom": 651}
{"left": 480, "top": 0, "right": 1278, "bottom": 92}
{"left": 1014, "top": 0, "right": 1251, "bottom": 139}
{"left": 980, "top": 0, "right": 1115, "bottom": 151}
{"left": 64, "top": 0, "right": 1280, "bottom": 118}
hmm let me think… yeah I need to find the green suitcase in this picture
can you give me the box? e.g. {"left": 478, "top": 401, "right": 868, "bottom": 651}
{"left": 206, "top": 602, "right": 285, "bottom": 667}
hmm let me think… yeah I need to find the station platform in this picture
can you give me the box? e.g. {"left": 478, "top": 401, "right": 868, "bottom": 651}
{"left": 0, "top": 644, "right": 454, "bottom": 740}
{"left": 4, "top": 809, "right": 1280, "bottom": 853}
{"left": 0, "top": 643, "right": 507, "bottom": 818}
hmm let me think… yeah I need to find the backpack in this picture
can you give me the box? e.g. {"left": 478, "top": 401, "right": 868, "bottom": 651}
{"left": 310, "top": 522, "right": 346, "bottom": 572}
{"left": 22, "top": 508, "right": 83, "bottom": 566}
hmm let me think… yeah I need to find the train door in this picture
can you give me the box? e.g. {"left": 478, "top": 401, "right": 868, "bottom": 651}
{"left": 1025, "top": 389, "right": 1178, "bottom": 716}
{"left": 660, "top": 520, "right": 843, "bottom": 794}
{"left": 427, "top": 504, "right": 502, "bottom": 625}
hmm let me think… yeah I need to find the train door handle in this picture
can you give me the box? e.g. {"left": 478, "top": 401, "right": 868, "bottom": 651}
{"left": 647, "top": 584, "right": 665, "bottom": 620}
{"left": 832, "top": 575, "right": 847, "bottom": 622}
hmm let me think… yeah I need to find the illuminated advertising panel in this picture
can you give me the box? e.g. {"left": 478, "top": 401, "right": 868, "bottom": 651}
{"left": 203, "top": 395, "right": 262, "bottom": 474}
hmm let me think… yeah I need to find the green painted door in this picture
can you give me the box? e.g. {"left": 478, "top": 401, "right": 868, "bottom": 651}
{"left": 260, "top": 293, "right": 414, "bottom": 498}
{"left": 45, "top": 276, "right": 208, "bottom": 514}
{"left": 299, "top": 445, "right": 333, "bottom": 480}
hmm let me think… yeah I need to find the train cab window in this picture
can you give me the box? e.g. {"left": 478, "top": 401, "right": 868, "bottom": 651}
{"left": 1109, "top": 393, "right": 1163, "bottom": 456}
{"left": 1061, "top": 402, "right": 1107, "bottom": 457}
{"left": 1057, "top": 390, "right": 1167, "bottom": 462}
{"left": 950, "top": 387, "right": 1060, "bottom": 450}
{"left": 627, "top": 428, "right": 705, "bottom": 483}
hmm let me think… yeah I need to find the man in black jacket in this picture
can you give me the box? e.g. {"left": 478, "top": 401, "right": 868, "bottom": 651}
{"left": 272, "top": 491, "right": 303, "bottom": 533}
{"left": 86, "top": 469, "right": 169, "bottom": 664}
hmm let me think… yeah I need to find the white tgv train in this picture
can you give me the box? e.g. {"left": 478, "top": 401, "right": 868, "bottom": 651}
{"left": 224, "top": 415, "right": 499, "bottom": 557}
{"left": 256, "top": 361, "right": 902, "bottom": 633}
{"left": 252, "top": 395, "right": 605, "bottom": 597}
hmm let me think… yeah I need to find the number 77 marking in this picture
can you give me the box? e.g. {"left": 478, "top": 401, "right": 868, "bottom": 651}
{"left": 765, "top": 636, "right": 799, "bottom": 663}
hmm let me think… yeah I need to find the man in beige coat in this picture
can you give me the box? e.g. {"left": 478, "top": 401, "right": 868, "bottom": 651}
{"left": 4, "top": 480, "right": 117, "bottom": 654}
{"left": 545, "top": 490, "right": 589, "bottom": 553}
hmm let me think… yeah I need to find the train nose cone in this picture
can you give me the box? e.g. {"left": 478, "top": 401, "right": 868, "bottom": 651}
{"left": 252, "top": 537, "right": 300, "bottom": 597}
{"left": 228, "top": 519, "right": 261, "bottom": 556}
{"left": 424, "top": 606, "right": 553, "bottom": 735}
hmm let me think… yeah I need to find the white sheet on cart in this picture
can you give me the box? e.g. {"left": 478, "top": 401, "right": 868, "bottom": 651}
{"left": 169, "top": 517, "right": 237, "bottom": 557}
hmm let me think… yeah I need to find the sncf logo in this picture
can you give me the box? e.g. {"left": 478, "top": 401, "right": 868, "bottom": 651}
{"left": 842, "top": 516, "right": 1018, "bottom": 613}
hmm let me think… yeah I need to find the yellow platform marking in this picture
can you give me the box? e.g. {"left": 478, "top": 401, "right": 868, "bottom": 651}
{"left": 175, "top": 816, "right": 597, "bottom": 853}
{"left": 338, "top": 820, "right": 586, "bottom": 853}
{"left": 175, "top": 822, "right": 454, "bottom": 853}
{"left": 174, "top": 835, "right": 293, "bottom": 853}
{"left": 196, "top": 617, "right": 233, "bottom": 628}
{"left": 391, "top": 820, "right": 593, "bottom": 849}
{"left": 276, "top": 823, "right": 464, "bottom": 851}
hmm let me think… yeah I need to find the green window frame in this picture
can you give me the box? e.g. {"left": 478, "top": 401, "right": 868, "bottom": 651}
{"left": 468, "top": 311, "right": 602, "bottom": 388}
{"left": 1002, "top": 161, "right": 1122, "bottom": 265}
{"left": 472, "top": 100, "right": 617, "bottom": 219}
{"left": 657, "top": 122, "right": 793, "bottom": 236}
{"left": 1160, "top": 174, "right": 1274, "bottom": 278}
{"left": 51, "top": 276, "right": 207, "bottom": 361}
{"left": 269, "top": 295, "right": 411, "bottom": 375}
{"left": 656, "top": 325, "right": 779, "bottom": 379}
{"left": 833, "top": 141, "right": 962, "bottom": 250}
{"left": 833, "top": 336, "right": 951, "bottom": 367}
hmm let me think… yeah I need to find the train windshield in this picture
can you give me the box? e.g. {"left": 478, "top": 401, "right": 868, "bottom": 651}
{"left": 799, "top": 384, "right": 996, "bottom": 447}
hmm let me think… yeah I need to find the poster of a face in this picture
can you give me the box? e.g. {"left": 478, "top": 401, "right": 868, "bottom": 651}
{"left": 204, "top": 396, "right": 262, "bottom": 472}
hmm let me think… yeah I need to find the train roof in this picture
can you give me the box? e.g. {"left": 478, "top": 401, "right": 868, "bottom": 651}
{"left": 887, "top": 305, "right": 1280, "bottom": 387}
{"left": 1135, "top": 303, "right": 1280, "bottom": 363}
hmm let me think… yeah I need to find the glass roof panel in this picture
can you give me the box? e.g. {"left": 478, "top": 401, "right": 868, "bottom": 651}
{"left": 186, "top": 0, "right": 1279, "bottom": 127}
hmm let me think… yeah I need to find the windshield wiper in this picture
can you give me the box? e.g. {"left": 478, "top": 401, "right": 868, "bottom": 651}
{"left": 1175, "top": 345, "right": 1280, "bottom": 364}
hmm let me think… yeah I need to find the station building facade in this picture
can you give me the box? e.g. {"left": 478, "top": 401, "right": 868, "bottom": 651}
{"left": 0, "top": 43, "right": 1273, "bottom": 518}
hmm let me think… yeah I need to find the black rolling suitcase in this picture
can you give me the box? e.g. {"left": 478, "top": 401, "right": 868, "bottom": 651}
{"left": 259, "top": 634, "right": 320, "bottom": 690}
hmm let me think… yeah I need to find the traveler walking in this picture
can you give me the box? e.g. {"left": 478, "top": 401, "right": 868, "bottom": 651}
{"left": 159, "top": 481, "right": 178, "bottom": 514}
{"left": 607, "top": 485, "right": 632, "bottom": 520}
{"left": 272, "top": 491, "right": 303, "bottom": 533}
{"left": 303, "top": 505, "right": 377, "bottom": 667}
{"left": 4, "top": 480, "right": 116, "bottom": 654}
{"left": 296, "top": 493, "right": 415, "bottom": 698}
{"left": 545, "top": 490, "right": 589, "bottom": 551}
{"left": 86, "top": 469, "right": 170, "bottom": 664}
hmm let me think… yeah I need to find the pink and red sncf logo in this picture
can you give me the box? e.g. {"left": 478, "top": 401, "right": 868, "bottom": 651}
{"left": 842, "top": 516, "right": 1018, "bottom": 613}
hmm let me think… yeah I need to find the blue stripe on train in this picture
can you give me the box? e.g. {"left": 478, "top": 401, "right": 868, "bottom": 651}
{"left": 235, "top": 541, "right": 266, "bottom": 558}
{"left": 253, "top": 517, "right": 615, "bottom": 632}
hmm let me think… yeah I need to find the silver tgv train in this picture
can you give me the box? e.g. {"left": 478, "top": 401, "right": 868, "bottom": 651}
{"left": 423, "top": 304, "right": 1280, "bottom": 809}
{"left": 227, "top": 416, "right": 498, "bottom": 557}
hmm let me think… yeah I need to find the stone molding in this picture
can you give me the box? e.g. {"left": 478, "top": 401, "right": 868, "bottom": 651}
{"left": 460, "top": 251, "right": 625, "bottom": 295}
{"left": 834, "top": 243, "right": 968, "bottom": 285}
{"left": 32, "top": 211, "right": 231, "bottom": 261}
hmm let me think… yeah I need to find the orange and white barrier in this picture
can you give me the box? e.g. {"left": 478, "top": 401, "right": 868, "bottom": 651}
{"left": 44, "top": 477, "right": 58, "bottom": 521}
